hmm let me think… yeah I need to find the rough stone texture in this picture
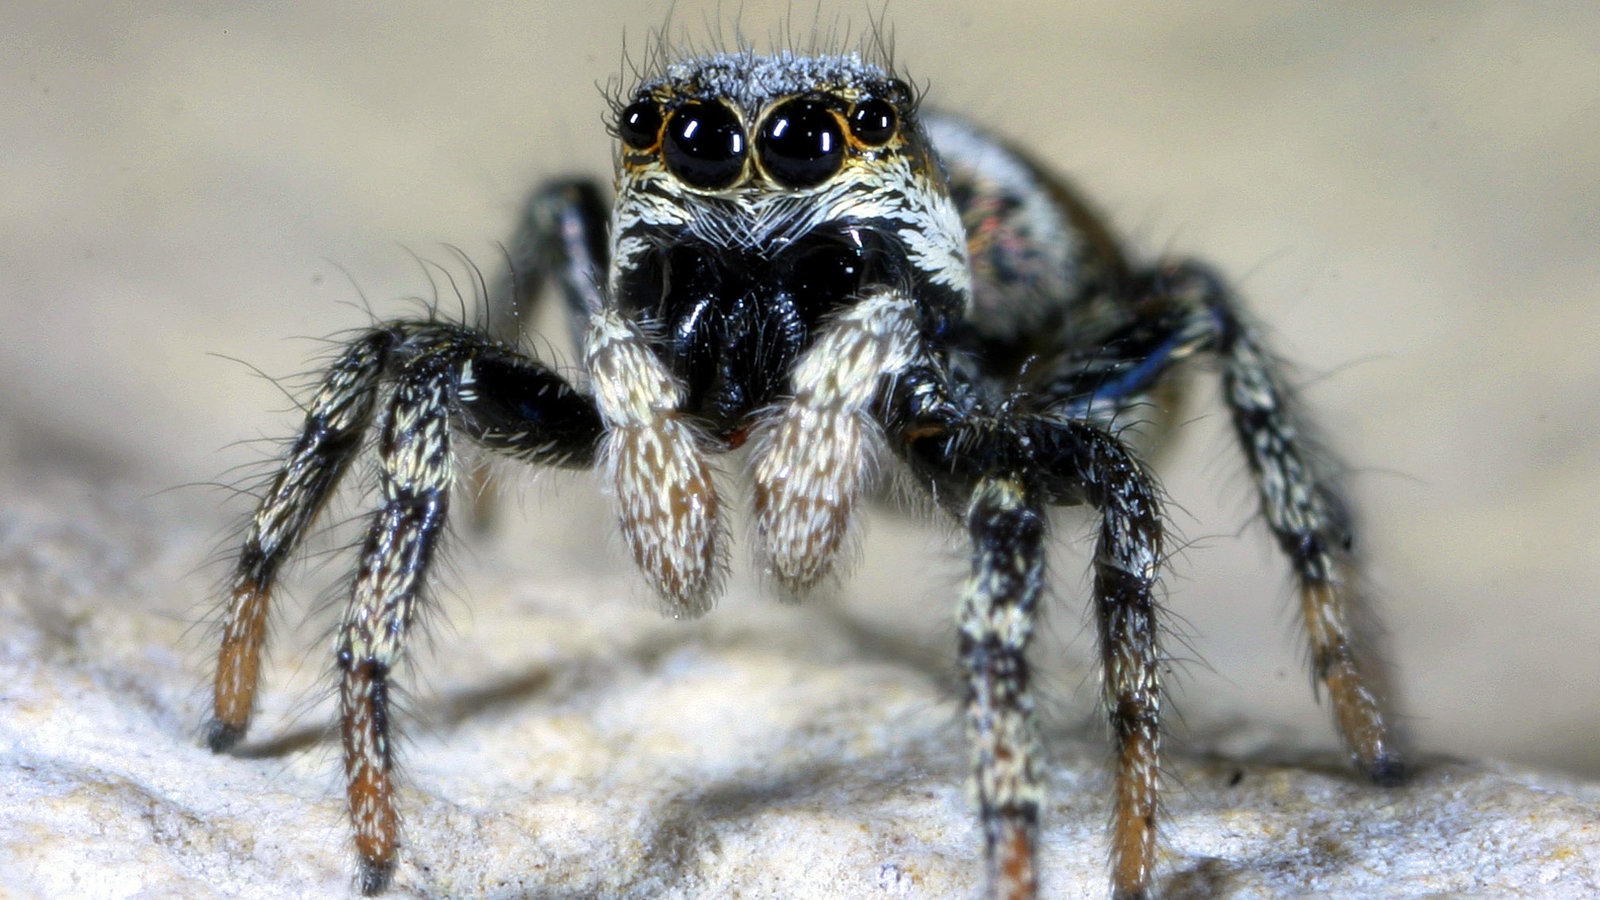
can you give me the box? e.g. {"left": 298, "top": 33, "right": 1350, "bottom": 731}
{"left": 2, "top": 469, "right": 1599, "bottom": 898}
{"left": 3, "top": 3, "right": 1599, "bottom": 899}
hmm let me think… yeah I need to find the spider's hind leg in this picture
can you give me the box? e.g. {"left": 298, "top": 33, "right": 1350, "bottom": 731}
{"left": 464, "top": 178, "right": 611, "bottom": 529}
{"left": 1188, "top": 261, "right": 1404, "bottom": 784}
{"left": 1042, "top": 260, "right": 1404, "bottom": 785}
{"left": 488, "top": 178, "right": 611, "bottom": 346}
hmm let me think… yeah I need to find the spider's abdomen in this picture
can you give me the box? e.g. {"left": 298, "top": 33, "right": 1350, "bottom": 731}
{"left": 926, "top": 114, "right": 1134, "bottom": 367}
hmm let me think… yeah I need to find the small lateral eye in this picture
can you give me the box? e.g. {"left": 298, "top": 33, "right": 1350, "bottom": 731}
{"left": 618, "top": 100, "right": 663, "bottom": 150}
{"left": 756, "top": 98, "right": 846, "bottom": 189}
{"left": 663, "top": 101, "right": 747, "bottom": 190}
{"left": 848, "top": 98, "right": 898, "bottom": 146}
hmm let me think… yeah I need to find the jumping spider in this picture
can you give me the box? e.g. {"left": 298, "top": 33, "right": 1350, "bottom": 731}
{"left": 207, "top": 45, "right": 1404, "bottom": 899}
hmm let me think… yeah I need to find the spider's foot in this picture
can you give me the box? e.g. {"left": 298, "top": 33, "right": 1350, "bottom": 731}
{"left": 203, "top": 718, "right": 245, "bottom": 753}
{"left": 1366, "top": 750, "right": 1408, "bottom": 788}
{"left": 358, "top": 856, "right": 395, "bottom": 896}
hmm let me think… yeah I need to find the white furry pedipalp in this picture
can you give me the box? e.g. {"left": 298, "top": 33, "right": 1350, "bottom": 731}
{"left": 585, "top": 309, "right": 724, "bottom": 615}
{"left": 751, "top": 288, "right": 922, "bottom": 591}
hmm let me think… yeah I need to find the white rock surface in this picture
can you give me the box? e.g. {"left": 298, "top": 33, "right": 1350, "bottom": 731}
{"left": 2, "top": 468, "right": 1597, "bottom": 899}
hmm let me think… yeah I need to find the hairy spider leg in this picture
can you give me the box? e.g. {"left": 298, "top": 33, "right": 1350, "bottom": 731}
{"left": 1185, "top": 263, "right": 1402, "bottom": 784}
{"left": 212, "top": 321, "right": 603, "bottom": 894}
{"left": 335, "top": 346, "right": 458, "bottom": 895}
{"left": 1025, "top": 419, "right": 1165, "bottom": 900}
{"left": 1040, "top": 259, "right": 1404, "bottom": 787}
{"left": 209, "top": 330, "right": 393, "bottom": 752}
{"left": 887, "top": 367, "right": 1166, "bottom": 900}
{"left": 489, "top": 178, "right": 611, "bottom": 348}
{"left": 462, "top": 180, "right": 612, "bottom": 529}
{"left": 957, "top": 475, "right": 1046, "bottom": 900}
{"left": 347, "top": 328, "right": 604, "bottom": 894}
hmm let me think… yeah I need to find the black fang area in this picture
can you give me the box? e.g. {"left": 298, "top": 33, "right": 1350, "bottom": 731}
{"left": 620, "top": 225, "right": 902, "bottom": 438}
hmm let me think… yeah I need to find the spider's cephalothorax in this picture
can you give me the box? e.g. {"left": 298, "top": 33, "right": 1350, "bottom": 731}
{"left": 608, "top": 56, "right": 964, "bottom": 440}
{"left": 206, "top": 46, "right": 1404, "bottom": 900}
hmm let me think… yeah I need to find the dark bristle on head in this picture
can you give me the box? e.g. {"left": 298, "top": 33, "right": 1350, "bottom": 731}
{"left": 607, "top": 10, "right": 904, "bottom": 113}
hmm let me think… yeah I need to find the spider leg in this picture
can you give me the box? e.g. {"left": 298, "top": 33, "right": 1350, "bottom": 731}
{"left": 212, "top": 321, "right": 602, "bottom": 893}
{"left": 888, "top": 371, "right": 1165, "bottom": 900}
{"left": 489, "top": 178, "right": 610, "bottom": 344}
{"left": 209, "top": 329, "right": 397, "bottom": 752}
{"left": 336, "top": 349, "right": 455, "bottom": 894}
{"left": 1189, "top": 263, "right": 1404, "bottom": 784}
{"left": 1025, "top": 418, "right": 1165, "bottom": 900}
{"left": 461, "top": 180, "right": 611, "bottom": 528}
{"left": 958, "top": 474, "right": 1046, "bottom": 900}
{"left": 1041, "top": 260, "right": 1404, "bottom": 785}
{"left": 343, "top": 328, "right": 603, "bottom": 894}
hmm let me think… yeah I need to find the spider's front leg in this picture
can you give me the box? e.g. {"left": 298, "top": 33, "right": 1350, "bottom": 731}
{"left": 891, "top": 377, "right": 1166, "bottom": 900}
{"left": 210, "top": 324, "right": 603, "bottom": 894}
{"left": 956, "top": 473, "right": 1048, "bottom": 900}
{"left": 336, "top": 348, "right": 458, "bottom": 893}
{"left": 339, "top": 333, "right": 605, "bottom": 894}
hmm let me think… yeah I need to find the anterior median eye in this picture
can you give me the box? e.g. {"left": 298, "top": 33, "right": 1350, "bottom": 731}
{"left": 756, "top": 99, "right": 846, "bottom": 189}
{"left": 663, "top": 101, "right": 747, "bottom": 190}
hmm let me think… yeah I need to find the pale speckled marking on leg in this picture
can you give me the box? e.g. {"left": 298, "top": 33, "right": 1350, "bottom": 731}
{"left": 1222, "top": 321, "right": 1402, "bottom": 784}
{"left": 752, "top": 288, "right": 922, "bottom": 591}
{"left": 209, "top": 329, "right": 395, "bottom": 751}
{"left": 585, "top": 309, "right": 723, "bottom": 615}
{"left": 334, "top": 354, "right": 455, "bottom": 894}
{"left": 959, "top": 475, "right": 1046, "bottom": 900}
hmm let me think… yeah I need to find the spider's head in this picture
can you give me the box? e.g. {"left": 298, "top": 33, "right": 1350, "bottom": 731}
{"left": 605, "top": 51, "right": 969, "bottom": 441}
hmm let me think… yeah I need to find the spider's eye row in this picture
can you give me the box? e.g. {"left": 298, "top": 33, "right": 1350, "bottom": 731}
{"left": 618, "top": 100, "right": 663, "bottom": 151}
{"left": 663, "top": 101, "right": 747, "bottom": 190}
{"left": 646, "top": 93, "right": 897, "bottom": 191}
{"left": 756, "top": 98, "right": 846, "bottom": 189}
{"left": 848, "top": 98, "right": 898, "bottom": 146}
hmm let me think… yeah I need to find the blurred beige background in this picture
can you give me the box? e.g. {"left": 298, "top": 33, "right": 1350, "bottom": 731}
{"left": 2, "top": 0, "right": 1597, "bottom": 792}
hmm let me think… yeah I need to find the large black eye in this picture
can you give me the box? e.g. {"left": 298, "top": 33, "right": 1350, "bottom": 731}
{"left": 756, "top": 99, "right": 845, "bottom": 189}
{"left": 663, "top": 101, "right": 747, "bottom": 190}
{"left": 848, "top": 98, "right": 897, "bottom": 146}
{"left": 618, "top": 100, "right": 663, "bottom": 150}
